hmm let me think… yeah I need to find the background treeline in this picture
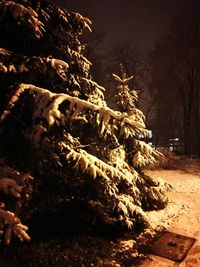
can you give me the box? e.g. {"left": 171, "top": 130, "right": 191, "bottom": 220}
{"left": 87, "top": 1, "right": 200, "bottom": 156}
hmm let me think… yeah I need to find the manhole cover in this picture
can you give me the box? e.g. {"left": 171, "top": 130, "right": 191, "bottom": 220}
{"left": 151, "top": 231, "right": 196, "bottom": 262}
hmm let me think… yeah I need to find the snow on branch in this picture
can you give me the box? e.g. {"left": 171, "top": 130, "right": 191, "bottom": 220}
{"left": 65, "top": 147, "right": 151, "bottom": 228}
{"left": 73, "top": 12, "right": 92, "bottom": 32}
{"left": 82, "top": 77, "right": 105, "bottom": 92}
{"left": 0, "top": 48, "right": 11, "bottom": 57}
{"left": 67, "top": 47, "right": 92, "bottom": 70}
{"left": 46, "top": 57, "right": 69, "bottom": 71}
{"left": 0, "top": 164, "right": 33, "bottom": 245}
{"left": 0, "top": 163, "right": 33, "bottom": 207}
{"left": 0, "top": 1, "right": 45, "bottom": 38}
{"left": 112, "top": 73, "right": 134, "bottom": 84}
{"left": 66, "top": 148, "right": 138, "bottom": 185}
{"left": 133, "top": 141, "right": 161, "bottom": 167}
{"left": 0, "top": 208, "right": 30, "bottom": 245}
{"left": 0, "top": 178, "right": 22, "bottom": 198}
{"left": 0, "top": 48, "right": 69, "bottom": 74}
{"left": 117, "top": 194, "right": 149, "bottom": 228}
{"left": 0, "top": 84, "right": 146, "bottom": 142}
{"left": 81, "top": 77, "right": 106, "bottom": 106}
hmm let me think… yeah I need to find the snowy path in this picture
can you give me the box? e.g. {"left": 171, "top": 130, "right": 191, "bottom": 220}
{"left": 140, "top": 162, "right": 200, "bottom": 267}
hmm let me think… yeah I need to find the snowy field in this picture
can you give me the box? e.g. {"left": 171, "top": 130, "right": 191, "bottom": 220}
{"left": 141, "top": 159, "right": 200, "bottom": 267}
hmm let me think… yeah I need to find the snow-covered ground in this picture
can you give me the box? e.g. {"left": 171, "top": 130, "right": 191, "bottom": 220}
{"left": 141, "top": 159, "right": 200, "bottom": 267}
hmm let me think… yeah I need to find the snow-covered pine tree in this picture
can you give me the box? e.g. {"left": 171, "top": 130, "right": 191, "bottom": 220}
{"left": 0, "top": 0, "right": 168, "bottom": 245}
{"left": 112, "top": 65, "right": 167, "bottom": 206}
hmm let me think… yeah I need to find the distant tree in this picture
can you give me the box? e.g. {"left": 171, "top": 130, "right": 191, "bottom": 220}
{"left": 136, "top": 54, "right": 156, "bottom": 127}
{"left": 150, "top": 1, "right": 200, "bottom": 154}
{"left": 84, "top": 30, "right": 106, "bottom": 84}
{"left": 102, "top": 42, "right": 139, "bottom": 108}
{"left": 150, "top": 39, "right": 182, "bottom": 147}
{"left": 0, "top": 0, "right": 168, "bottom": 245}
{"left": 103, "top": 42, "right": 153, "bottom": 128}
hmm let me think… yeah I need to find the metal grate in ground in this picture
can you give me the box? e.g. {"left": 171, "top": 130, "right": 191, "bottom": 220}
{"left": 151, "top": 231, "right": 196, "bottom": 262}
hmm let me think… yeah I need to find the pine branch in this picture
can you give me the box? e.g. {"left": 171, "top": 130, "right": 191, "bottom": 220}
{"left": 0, "top": 163, "right": 33, "bottom": 245}
{"left": 133, "top": 140, "right": 162, "bottom": 167}
{"left": 66, "top": 147, "right": 138, "bottom": 184}
{"left": 0, "top": 84, "right": 146, "bottom": 144}
{"left": 112, "top": 73, "right": 134, "bottom": 84}
{"left": 0, "top": 1, "right": 45, "bottom": 39}
{"left": 0, "top": 208, "right": 30, "bottom": 245}
{"left": 0, "top": 178, "right": 22, "bottom": 198}
{"left": 65, "top": 147, "right": 152, "bottom": 228}
{"left": 72, "top": 12, "right": 92, "bottom": 32}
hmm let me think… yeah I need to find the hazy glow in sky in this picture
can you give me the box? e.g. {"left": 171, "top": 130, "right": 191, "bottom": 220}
{"left": 54, "top": 0, "right": 190, "bottom": 50}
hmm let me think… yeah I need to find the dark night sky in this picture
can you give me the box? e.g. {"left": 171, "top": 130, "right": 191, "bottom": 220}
{"left": 54, "top": 0, "right": 190, "bottom": 50}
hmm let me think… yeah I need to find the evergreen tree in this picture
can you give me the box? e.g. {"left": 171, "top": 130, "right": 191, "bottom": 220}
{"left": 0, "top": 0, "right": 168, "bottom": 245}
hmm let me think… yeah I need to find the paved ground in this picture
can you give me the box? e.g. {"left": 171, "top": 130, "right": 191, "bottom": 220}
{"left": 140, "top": 160, "right": 200, "bottom": 267}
